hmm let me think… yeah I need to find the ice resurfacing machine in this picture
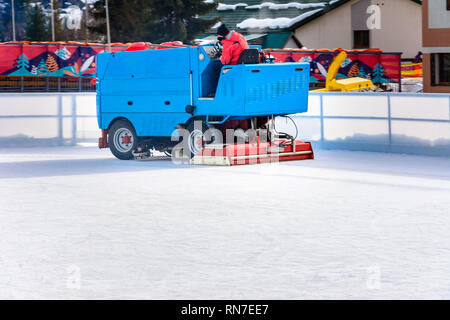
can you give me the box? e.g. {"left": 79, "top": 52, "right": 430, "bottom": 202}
{"left": 96, "top": 43, "right": 314, "bottom": 165}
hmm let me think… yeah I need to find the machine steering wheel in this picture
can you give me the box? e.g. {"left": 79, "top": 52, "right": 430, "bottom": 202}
{"left": 210, "top": 40, "right": 223, "bottom": 59}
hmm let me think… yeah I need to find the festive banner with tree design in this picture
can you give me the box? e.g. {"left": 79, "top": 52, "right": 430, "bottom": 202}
{"left": 266, "top": 50, "right": 402, "bottom": 84}
{"left": 0, "top": 43, "right": 401, "bottom": 85}
{"left": 0, "top": 43, "right": 127, "bottom": 78}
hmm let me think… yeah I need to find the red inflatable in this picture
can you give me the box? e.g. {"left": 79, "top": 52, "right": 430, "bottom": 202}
{"left": 125, "top": 42, "right": 152, "bottom": 51}
{"left": 156, "top": 41, "right": 184, "bottom": 49}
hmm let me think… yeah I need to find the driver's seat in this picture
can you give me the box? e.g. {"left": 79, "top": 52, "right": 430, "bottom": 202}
{"left": 237, "top": 49, "right": 260, "bottom": 64}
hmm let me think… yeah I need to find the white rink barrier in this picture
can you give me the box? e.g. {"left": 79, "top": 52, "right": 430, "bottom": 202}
{"left": 0, "top": 93, "right": 97, "bottom": 147}
{"left": 0, "top": 92, "right": 449, "bottom": 156}
{"left": 276, "top": 92, "right": 450, "bottom": 157}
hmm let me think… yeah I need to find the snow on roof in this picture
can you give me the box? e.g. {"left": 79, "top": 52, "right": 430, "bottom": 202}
{"left": 195, "top": 33, "right": 267, "bottom": 44}
{"left": 217, "top": 3, "right": 249, "bottom": 11}
{"left": 236, "top": 8, "right": 323, "bottom": 30}
{"left": 216, "top": 1, "right": 327, "bottom": 11}
{"left": 245, "top": 2, "right": 327, "bottom": 10}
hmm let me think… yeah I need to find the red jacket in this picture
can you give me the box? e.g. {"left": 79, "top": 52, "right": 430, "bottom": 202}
{"left": 221, "top": 31, "right": 249, "bottom": 65}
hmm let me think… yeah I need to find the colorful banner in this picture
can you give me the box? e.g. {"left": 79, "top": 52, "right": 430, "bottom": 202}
{"left": 265, "top": 50, "right": 402, "bottom": 84}
{"left": 0, "top": 43, "right": 402, "bottom": 85}
{"left": 0, "top": 43, "right": 126, "bottom": 78}
{"left": 401, "top": 62, "right": 422, "bottom": 78}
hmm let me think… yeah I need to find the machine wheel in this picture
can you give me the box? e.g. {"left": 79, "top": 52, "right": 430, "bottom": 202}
{"left": 186, "top": 120, "right": 220, "bottom": 158}
{"left": 108, "top": 119, "right": 138, "bottom": 160}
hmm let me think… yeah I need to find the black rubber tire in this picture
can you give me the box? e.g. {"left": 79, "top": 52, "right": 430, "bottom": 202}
{"left": 108, "top": 119, "right": 138, "bottom": 160}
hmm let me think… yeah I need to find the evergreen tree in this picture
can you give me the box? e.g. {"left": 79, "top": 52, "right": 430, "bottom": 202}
{"left": 55, "top": 47, "right": 71, "bottom": 60}
{"left": 38, "top": 58, "right": 49, "bottom": 75}
{"left": 46, "top": 55, "right": 59, "bottom": 72}
{"left": 372, "top": 63, "right": 387, "bottom": 84}
{"left": 0, "top": 0, "right": 28, "bottom": 41}
{"left": 348, "top": 63, "right": 359, "bottom": 78}
{"left": 90, "top": 0, "right": 154, "bottom": 43}
{"left": 15, "top": 53, "right": 30, "bottom": 70}
{"left": 89, "top": 0, "right": 218, "bottom": 43}
{"left": 25, "top": 2, "right": 49, "bottom": 41}
{"left": 151, "top": 0, "right": 219, "bottom": 43}
{"left": 31, "top": 65, "right": 38, "bottom": 75}
{"left": 358, "top": 67, "right": 367, "bottom": 79}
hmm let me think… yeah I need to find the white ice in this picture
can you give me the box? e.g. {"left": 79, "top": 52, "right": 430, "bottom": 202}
{"left": 0, "top": 146, "right": 450, "bottom": 299}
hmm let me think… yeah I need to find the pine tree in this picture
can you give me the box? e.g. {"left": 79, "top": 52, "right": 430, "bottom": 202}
{"left": 150, "top": 0, "right": 219, "bottom": 43}
{"left": 89, "top": 0, "right": 218, "bottom": 43}
{"left": 38, "top": 58, "right": 49, "bottom": 75}
{"left": 15, "top": 53, "right": 30, "bottom": 70}
{"left": 31, "top": 65, "right": 38, "bottom": 75}
{"left": 25, "top": 3, "right": 49, "bottom": 41}
{"left": 348, "top": 63, "right": 359, "bottom": 78}
{"left": 46, "top": 55, "right": 59, "bottom": 73}
{"left": 90, "top": 0, "right": 154, "bottom": 43}
{"left": 0, "top": 0, "right": 28, "bottom": 41}
{"left": 372, "top": 63, "right": 386, "bottom": 84}
{"left": 358, "top": 67, "right": 367, "bottom": 79}
{"left": 55, "top": 47, "right": 71, "bottom": 60}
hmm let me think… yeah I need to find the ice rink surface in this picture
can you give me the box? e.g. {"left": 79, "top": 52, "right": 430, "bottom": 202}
{"left": 0, "top": 146, "right": 449, "bottom": 299}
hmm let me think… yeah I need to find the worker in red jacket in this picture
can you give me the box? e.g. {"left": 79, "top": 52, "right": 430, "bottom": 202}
{"left": 217, "top": 23, "right": 249, "bottom": 65}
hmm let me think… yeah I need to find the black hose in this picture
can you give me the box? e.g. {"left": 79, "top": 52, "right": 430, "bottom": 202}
{"left": 272, "top": 115, "right": 299, "bottom": 142}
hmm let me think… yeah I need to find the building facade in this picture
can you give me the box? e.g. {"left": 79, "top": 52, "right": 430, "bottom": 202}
{"left": 422, "top": 0, "right": 450, "bottom": 93}
{"left": 202, "top": 1, "right": 422, "bottom": 59}
{"left": 292, "top": 0, "right": 422, "bottom": 58}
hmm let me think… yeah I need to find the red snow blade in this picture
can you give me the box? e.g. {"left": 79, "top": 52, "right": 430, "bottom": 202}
{"left": 191, "top": 140, "right": 314, "bottom": 166}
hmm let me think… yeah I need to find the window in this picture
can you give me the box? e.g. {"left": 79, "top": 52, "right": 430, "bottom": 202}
{"left": 447, "top": 0, "right": 450, "bottom": 10}
{"left": 353, "top": 30, "right": 370, "bottom": 49}
{"left": 431, "top": 53, "right": 450, "bottom": 86}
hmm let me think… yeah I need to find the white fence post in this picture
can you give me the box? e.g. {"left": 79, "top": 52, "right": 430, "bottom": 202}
{"left": 320, "top": 94, "right": 324, "bottom": 142}
{"left": 71, "top": 95, "right": 77, "bottom": 146}
{"left": 387, "top": 94, "right": 392, "bottom": 150}
{"left": 57, "top": 95, "right": 63, "bottom": 146}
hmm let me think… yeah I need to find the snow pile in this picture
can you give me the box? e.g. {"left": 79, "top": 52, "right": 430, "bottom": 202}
{"left": 237, "top": 8, "right": 323, "bottom": 29}
{"left": 246, "top": 2, "right": 327, "bottom": 10}
{"left": 217, "top": 3, "right": 248, "bottom": 11}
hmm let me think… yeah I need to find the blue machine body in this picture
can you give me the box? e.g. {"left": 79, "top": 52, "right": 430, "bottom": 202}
{"left": 96, "top": 45, "right": 309, "bottom": 137}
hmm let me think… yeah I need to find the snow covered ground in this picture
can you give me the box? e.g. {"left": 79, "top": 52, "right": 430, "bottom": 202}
{"left": 0, "top": 146, "right": 449, "bottom": 299}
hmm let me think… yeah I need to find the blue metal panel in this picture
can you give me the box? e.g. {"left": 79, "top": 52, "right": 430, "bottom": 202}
{"left": 244, "top": 63, "right": 309, "bottom": 115}
{"left": 96, "top": 91, "right": 101, "bottom": 127}
{"left": 97, "top": 48, "right": 192, "bottom": 136}
{"left": 101, "top": 112, "right": 190, "bottom": 136}
{"left": 195, "top": 63, "right": 309, "bottom": 118}
{"left": 195, "top": 65, "right": 246, "bottom": 116}
{"left": 101, "top": 48, "right": 191, "bottom": 79}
